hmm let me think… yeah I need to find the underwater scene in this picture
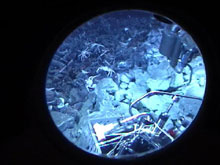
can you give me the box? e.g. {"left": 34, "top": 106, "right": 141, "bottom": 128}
{"left": 45, "top": 10, "right": 206, "bottom": 159}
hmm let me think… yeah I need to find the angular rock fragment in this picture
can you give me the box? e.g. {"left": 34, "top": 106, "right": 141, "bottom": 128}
{"left": 50, "top": 111, "right": 76, "bottom": 131}
{"left": 147, "top": 78, "right": 170, "bottom": 91}
{"left": 120, "top": 82, "right": 128, "bottom": 89}
{"left": 120, "top": 74, "right": 130, "bottom": 83}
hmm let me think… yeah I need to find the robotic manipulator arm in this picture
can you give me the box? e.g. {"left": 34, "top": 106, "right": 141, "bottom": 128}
{"left": 159, "top": 24, "right": 199, "bottom": 73}
{"left": 91, "top": 91, "right": 202, "bottom": 156}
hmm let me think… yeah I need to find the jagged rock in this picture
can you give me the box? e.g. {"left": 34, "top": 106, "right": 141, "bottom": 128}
{"left": 116, "top": 60, "right": 134, "bottom": 71}
{"left": 198, "top": 77, "right": 205, "bottom": 87}
{"left": 116, "top": 102, "right": 129, "bottom": 115}
{"left": 76, "top": 115, "right": 92, "bottom": 150}
{"left": 140, "top": 95, "right": 173, "bottom": 113}
{"left": 132, "top": 68, "right": 149, "bottom": 87}
{"left": 88, "top": 78, "right": 118, "bottom": 114}
{"left": 184, "top": 85, "right": 205, "bottom": 99}
{"left": 147, "top": 60, "right": 172, "bottom": 80}
{"left": 136, "top": 76, "right": 149, "bottom": 88}
{"left": 69, "top": 88, "right": 83, "bottom": 104}
{"left": 95, "top": 78, "right": 119, "bottom": 95}
{"left": 120, "top": 74, "right": 130, "bottom": 83}
{"left": 88, "top": 92, "right": 97, "bottom": 102}
{"left": 191, "top": 68, "right": 206, "bottom": 87}
{"left": 115, "top": 89, "right": 127, "bottom": 102}
{"left": 127, "top": 83, "right": 147, "bottom": 102}
{"left": 63, "top": 129, "right": 74, "bottom": 142}
{"left": 120, "top": 82, "right": 128, "bottom": 89}
{"left": 147, "top": 77, "right": 170, "bottom": 91}
{"left": 115, "top": 102, "right": 139, "bottom": 116}
{"left": 187, "top": 55, "right": 206, "bottom": 87}
{"left": 122, "top": 98, "right": 130, "bottom": 104}
{"left": 112, "top": 100, "right": 120, "bottom": 107}
{"left": 147, "top": 30, "right": 161, "bottom": 46}
{"left": 78, "top": 86, "right": 89, "bottom": 99}
{"left": 97, "top": 99, "right": 115, "bottom": 112}
{"left": 128, "top": 82, "right": 136, "bottom": 89}
{"left": 65, "top": 107, "right": 81, "bottom": 123}
{"left": 181, "top": 63, "right": 206, "bottom": 97}
{"left": 189, "top": 55, "right": 205, "bottom": 70}
{"left": 46, "top": 89, "right": 56, "bottom": 103}
{"left": 50, "top": 111, "right": 75, "bottom": 131}
{"left": 124, "top": 91, "right": 132, "bottom": 100}
{"left": 81, "top": 101, "right": 93, "bottom": 116}
{"left": 94, "top": 78, "right": 118, "bottom": 108}
{"left": 72, "top": 102, "right": 83, "bottom": 110}
{"left": 166, "top": 103, "right": 180, "bottom": 120}
{"left": 127, "top": 70, "right": 150, "bottom": 98}
{"left": 58, "top": 118, "right": 76, "bottom": 132}
{"left": 178, "top": 97, "right": 202, "bottom": 117}
{"left": 115, "top": 88, "right": 133, "bottom": 104}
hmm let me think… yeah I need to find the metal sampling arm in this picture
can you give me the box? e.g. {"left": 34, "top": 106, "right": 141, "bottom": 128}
{"left": 129, "top": 90, "right": 202, "bottom": 116}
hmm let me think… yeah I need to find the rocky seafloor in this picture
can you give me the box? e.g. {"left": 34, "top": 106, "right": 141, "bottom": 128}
{"left": 45, "top": 10, "right": 206, "bottom": 155}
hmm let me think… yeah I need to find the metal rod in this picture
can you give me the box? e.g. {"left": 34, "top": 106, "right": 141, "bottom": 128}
{"left": 153, "top": 122, "right": 174, "bottom": 141}
{"left": 129, "top": 90, "right": 202, "bottom": 116}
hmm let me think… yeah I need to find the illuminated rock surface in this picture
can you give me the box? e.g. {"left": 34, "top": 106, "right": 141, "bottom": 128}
{"left": 45, "top": 10, "right": 206, "bottom": 159}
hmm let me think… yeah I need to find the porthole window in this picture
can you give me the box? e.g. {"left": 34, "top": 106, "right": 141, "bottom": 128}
{"left": 45, "top": 10, "right": 206, "bottom": 160}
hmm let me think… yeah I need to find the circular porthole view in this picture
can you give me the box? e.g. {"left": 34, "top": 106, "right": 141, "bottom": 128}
{"left": 45, "top": 10, "right": 206, "bottom": 160}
